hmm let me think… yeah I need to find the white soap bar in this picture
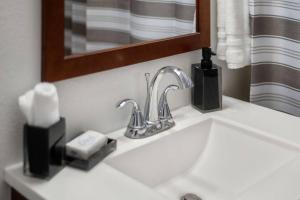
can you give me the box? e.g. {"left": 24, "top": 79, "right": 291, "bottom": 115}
{"left": 66, "top": 131, "right": 108, "bottom": 160}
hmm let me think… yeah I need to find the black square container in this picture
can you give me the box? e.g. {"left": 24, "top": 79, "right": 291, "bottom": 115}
{"left": 23, "top": 118, "right": 66, "bottom": 179}
{"left": 192, "top": 63, "right": 222, "bottom": 112}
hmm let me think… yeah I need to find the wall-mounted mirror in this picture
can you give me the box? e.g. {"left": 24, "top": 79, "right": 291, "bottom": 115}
{"left": 42, "top": 0, "right": 210, "bottom": 81}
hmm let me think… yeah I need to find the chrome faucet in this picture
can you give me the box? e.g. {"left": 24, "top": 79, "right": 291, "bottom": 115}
{"left": 117, "top": 66, "right": 193, "bottom": 139}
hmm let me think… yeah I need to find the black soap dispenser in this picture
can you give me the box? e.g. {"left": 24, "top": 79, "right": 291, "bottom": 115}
{"left": 192, "top": 48, "right": 222, "bottom": 112}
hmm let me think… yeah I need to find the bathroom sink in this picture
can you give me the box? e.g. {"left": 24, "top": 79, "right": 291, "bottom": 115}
{"left": 106, "top": 118, "right": 300, "bottom": 200}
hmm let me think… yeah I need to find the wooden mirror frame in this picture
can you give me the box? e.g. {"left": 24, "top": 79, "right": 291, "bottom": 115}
{"left": 42, "top": 0, "right": 210, "bottom": 82}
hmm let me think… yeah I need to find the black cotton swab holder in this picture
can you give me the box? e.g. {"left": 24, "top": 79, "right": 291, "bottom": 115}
{"left": 23, "top": 118, "right": 66, "bottom": 179}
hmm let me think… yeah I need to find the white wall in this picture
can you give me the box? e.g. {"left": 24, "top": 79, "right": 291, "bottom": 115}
{"left": 0, "top": 1, "right": 41, "bottom": 199}
{"left": 0, "top": 0, "right": 250, "bottom": 199}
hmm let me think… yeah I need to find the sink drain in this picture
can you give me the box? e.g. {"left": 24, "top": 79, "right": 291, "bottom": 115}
{"left": 180, "top": 193, "right": 202, "bottom": 200}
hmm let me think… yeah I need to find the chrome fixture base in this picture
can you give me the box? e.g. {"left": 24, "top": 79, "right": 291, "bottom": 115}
{"left": 124, "top": 120, "right": 175, "bottom": 139}
{"left": 146, "top": 120, "right": 175, "bottom": 136}
{"left": 124, "top": 127, "right": 148, "bottom": 139}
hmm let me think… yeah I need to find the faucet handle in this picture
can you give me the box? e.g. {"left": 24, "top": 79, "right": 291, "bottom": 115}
{"left": 117, "top": 99, "right": 140, "bottom": 112}
{"left": 117, "top": 99, "right": 147, "bottom": 138}
{"left": 158, "top": 85, "right": 179, "bottom": 122}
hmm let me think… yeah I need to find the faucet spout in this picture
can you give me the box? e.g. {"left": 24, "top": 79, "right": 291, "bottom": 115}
{"left": 144, "top": 66, "right": 193, "bottom": 123}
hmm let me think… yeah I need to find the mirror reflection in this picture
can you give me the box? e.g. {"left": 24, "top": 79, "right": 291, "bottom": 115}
{"left": 64, "top": 0, "right": 196, "bottom": 55}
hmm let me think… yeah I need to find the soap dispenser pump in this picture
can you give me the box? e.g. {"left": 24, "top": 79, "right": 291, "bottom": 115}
{"left": 191, "top": 48, "right": 222, "bottom": 112}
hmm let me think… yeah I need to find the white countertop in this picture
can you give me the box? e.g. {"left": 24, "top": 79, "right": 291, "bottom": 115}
{"left": 4, "top": 97, "right": 300, "bottom": 200}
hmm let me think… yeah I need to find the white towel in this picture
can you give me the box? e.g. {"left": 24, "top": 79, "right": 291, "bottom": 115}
{"left": 19, "top": 83, "right": 60, "bottom": 128}
{"left": 32, "top": 83, "right": 60, "bottom": 128}
{"left": 217, "top": 0, "right": 251, "bottom": 69}
{"left": 18, "top": 90, "right": 34, "bottom": 125}
{"left": 216, "top": 0, "right": 227, "bottom": 60}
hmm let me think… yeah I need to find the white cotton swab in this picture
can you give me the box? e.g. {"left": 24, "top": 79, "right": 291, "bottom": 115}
{"left": 32, "top": 83, "right": 60, "bottom": 128}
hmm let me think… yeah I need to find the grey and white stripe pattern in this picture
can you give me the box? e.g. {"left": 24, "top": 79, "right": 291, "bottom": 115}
{"left": 65, "top": 0, "right": 87, "bottom": 54}
{"left": 65, "top": 0, "right": 196, "bottom": 54}
{"left": 249, "top": 0, "right": 300, "bottom": 117}
{"left": 65, "top": 0, "right": 72, "bottom": 55}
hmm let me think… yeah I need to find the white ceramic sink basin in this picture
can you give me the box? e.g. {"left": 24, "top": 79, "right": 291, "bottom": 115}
{"left": 106, "top": 117, "right": 300, "bottom": 200}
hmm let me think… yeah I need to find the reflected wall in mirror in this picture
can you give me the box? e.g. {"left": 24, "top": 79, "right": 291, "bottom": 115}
{"left": 64, "top": 0, "right": 197, "bottom": 55}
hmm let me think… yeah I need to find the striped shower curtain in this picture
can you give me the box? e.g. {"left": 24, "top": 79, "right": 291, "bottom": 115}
{"left": 65, "top": 0, "right": 196, "bottom": 55}
{"left": 249, "top": 0, "right": 300, "bottom": 117}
